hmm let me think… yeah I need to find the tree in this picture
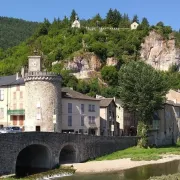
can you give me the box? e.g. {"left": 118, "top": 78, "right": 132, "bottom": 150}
{"left": 106, "top": 9, "right": 121, "bottom": 27}
{"left": 141, "top": 17, "right": 149, "bottom": 29}
{"left": 101, "top": 66, "right": 118, "bottom": 86}
{"left": 70, "top": 9, "right": 77, "bottom": 22}
{"left": 156, "top": 21, "right": 164, "bottom": 27}
{"left": 118, "top": 61, "right": 168, "bottom": 146}
{"left": 132, "top": 15, "right": 139, "bottom": 23}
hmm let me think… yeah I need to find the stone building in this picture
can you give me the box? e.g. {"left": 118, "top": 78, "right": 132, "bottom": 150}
{"left": 148, "top": 101, "right": 180, "bottom": 146}
{"left": 24, "top": 55, "right": 62, "bottom": 132}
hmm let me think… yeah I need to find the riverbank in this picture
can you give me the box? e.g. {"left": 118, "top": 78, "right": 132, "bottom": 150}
{"left": 72, "top": 154, "right": 180, "bottom": 173}
{"left": 149, "top": 173, "right": 180, "bottom": 180}
{"left": 0, "top": 166, "right": 75, "bottom": 180}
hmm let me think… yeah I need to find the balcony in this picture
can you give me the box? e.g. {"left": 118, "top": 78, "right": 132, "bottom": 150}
{"left": 7, "top": 109, "right": 25, "bottom": 115}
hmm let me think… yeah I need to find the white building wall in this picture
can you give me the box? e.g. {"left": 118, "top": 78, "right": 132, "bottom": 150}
{"left": 0, "top": 84, "right": 25, "bottom": 128}
{"left": 62, "top": 98, "right": 100, "bottom": 135}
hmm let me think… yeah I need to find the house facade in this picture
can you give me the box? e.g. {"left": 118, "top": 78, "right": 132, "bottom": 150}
{"left": 115, "top": 98, "right": 137, "bottom": 136}
{"left": 0, "top": 75, "right": 25, "bottom": 128}
{"left": 99, "top": 98, "right": 118, "bottom": 136}
{"left": 130, "top": 22, "right": 139, "bottom": 30}
{"left": 61, "top": 88, "right": 100, "bottom": 135}
{"left": 148, "top": 101, "right": 179, "bottom": 146}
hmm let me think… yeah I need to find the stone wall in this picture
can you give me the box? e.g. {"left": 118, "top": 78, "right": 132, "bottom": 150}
{"left": 0, "top": 132, "right": 138, "bottom": 175}
{"left": 25, "top": 80, "right": 61, "bottom": 132}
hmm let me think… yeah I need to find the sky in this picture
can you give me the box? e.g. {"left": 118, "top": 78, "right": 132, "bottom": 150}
{"left": 0, "top": 0, "right": 180, "bottom": 30}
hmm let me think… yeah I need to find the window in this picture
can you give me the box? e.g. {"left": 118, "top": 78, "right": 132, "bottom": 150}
{"left": 92, "top": 116, "right": 95, "bottom": 124}
{"left": 0, "top": 89, "right": 4, "bottom": 101}
{"left": 13, "top": 104, "right": 17, "bottom": 110}
{"left": 81, "top": 104, "right": 84, "bottom": 113}
{"left": 0, "top": 108, "right": 4, "bottom": 119}
{"left": 20, "top": 91, "right": 23, "bottom": 99}
{"left": 36, "top": 113, "right": 41, "bottom": 120}
{"left": 88, "top": 104, "right": 91, "bottom": 112}
{"left": 12, "top": 116, "right": 17, "bottom": 125}
{"left": 20, "top": 103, "right": 23, "bottom": 109}
{"left": 89, "top": 116, "right": 95, "bottom": 124}
{"left": 68, "top": 116, "right": 72, "bottom": 126}
{"left": 13, "top": 92, "right": 16, "bottom": 100}
{"left": 92, "top": 105, "right": 95, "bottom": 112}
{"left": 16, "top": 86, "right": 20, "bottom": 91}
{"left": 19, "top": 115, "right": 24, "bottom": 126}
{"left": 68, "top": 103, "right": 72, "bottom": 113}
{"left": 81, "top": 116, "right": 84, "bottom": 126}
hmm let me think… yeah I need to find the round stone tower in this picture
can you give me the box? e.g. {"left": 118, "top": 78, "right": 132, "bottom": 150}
{"left": 24, "top": 55, "right": 62, "bottom": 132}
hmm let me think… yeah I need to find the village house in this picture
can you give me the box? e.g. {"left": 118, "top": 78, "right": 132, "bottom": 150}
{"left": 61, "top": 87, "right": 100, "bottom": 135}
{"left": 96, "top": 97, "right": 119, "bottom": 136}
{"left": 0, "top": 74, "right": 25, "bottom": 128}
{"left": 130, "top": 22, "right": 139, "bottom": 30}
{"left": 115, "top": 98, "right": 137, "bottom": 136}
{"left": 148, "top": 101, "right": 180, "bottom": 146}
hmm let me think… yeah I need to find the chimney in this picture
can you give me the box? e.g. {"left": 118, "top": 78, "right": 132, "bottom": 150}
{"left": 21, "top": 67, "right": 25, "bottom": 78}
{"left": 16, "top": 72, "right": 21, "bottom": 80}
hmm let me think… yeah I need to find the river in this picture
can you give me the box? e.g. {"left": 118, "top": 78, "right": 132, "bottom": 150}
{"left": 59, "top": 160, "right": 180, "bottom": 180}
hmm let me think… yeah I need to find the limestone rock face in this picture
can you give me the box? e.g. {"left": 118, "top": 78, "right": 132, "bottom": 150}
{"left": 140, "top": 31, "right": 180, "bottom": 71}
{"left": 106, "top": 57, "right": 118, "bottom": 66}
{"left": 65, "top": 52, "right": 102, "bottom": 72}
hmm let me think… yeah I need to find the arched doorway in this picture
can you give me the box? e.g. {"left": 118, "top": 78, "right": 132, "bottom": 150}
{"left": 16, "top": 144, "right": 51, "bottom": 177}
{"left": 59, "top": 145, "right": 77, "bottom": 164}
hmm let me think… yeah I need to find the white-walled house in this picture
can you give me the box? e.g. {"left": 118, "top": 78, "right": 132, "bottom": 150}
{"left": 131, "top": 22, "right": 139, "bottom": 30}
{"left": 0, "top": 74, "right": 25, "bottom": 128}
{"left": 61, "top": 88, "right": 101, "bottom": 135}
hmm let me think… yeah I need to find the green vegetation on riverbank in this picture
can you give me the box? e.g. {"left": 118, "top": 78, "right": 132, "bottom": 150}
{"left": 1, "top": 166, "right": 75, "bottom": 180}
{"left": 95, "top": 143, "right": 180, "bottom": 161}
{"left": 149, "top": 173, "right": 180, "bottom": 180}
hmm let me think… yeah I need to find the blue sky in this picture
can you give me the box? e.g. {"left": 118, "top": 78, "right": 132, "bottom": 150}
{"left": 0, "top": 0, "right": 180, "bottom": 30}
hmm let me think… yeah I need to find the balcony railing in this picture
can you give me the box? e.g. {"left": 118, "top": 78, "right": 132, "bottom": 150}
{"left": 7, "top": 109, "right": 25, "bottom": 115}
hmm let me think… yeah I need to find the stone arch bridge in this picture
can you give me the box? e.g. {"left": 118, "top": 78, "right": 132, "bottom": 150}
{"left": 0, "top": 132, "right": 138, "bottom": 176}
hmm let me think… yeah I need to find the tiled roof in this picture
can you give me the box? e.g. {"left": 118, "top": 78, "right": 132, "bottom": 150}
{"left": 99, "top": 98, "right": 114, "bottom": 107}
{"left": 0, "top": 75, "right": 16, "bottom": 86}
{"left": 0, "top": 75, "right": 25, "bottom": 87}
{"left": 62, "top": 87, "right": 100, "bottom": 101}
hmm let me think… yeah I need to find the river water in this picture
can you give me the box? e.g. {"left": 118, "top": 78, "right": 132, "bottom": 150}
{"left": 60, "top": 160, "right": 180, "bottom": 180}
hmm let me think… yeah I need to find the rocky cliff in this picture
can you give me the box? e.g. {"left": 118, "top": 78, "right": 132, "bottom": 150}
{"left": 140, "top": 31, "right": 180, "bottom": 71}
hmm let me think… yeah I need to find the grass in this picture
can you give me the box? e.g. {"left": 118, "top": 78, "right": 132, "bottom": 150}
{"left": 95, "top": 143, "right": 180, "bottom": 161}
{"left": 149, "top": 173, "right": 180, "bottom": 180}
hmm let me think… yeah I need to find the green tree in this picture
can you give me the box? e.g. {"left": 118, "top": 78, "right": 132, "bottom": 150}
{"left": 70, "top": 9, "right": 77, "bottom": 22}
{"left": 141, "top": 17, "right": 149, "bottom": 29}
{"left": 101, "top": 66, "right": 118, "bottom": 86}
{"left": 61, "top": 70, "right": 78, "bottom": 89}
{"left": 132, "top": 15, "right": 139, "bottom": 23}
{"left": 106, "top": 9, "right": 121, "bottom": 27}
{"left": 118, "top": 61, "right": 168, "bottom": 146}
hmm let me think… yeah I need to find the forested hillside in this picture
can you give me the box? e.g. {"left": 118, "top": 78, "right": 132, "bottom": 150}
{"left": 0, "top": 17, "right": 39, "bottom": 49}
{"left": 0, "top": 9, "right": 179, "bottom": 97}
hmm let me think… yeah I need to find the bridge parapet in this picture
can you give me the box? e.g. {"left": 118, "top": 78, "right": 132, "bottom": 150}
{"left": 0, "top": 132, "right": 138, "bottom": 176}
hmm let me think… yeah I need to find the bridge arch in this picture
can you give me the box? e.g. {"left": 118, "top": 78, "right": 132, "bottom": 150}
{"left": 59, "top": 143, "right": 78, "bottom": 164}
{"left": 16, "top": 144, "right": 52, "bottom": 177}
